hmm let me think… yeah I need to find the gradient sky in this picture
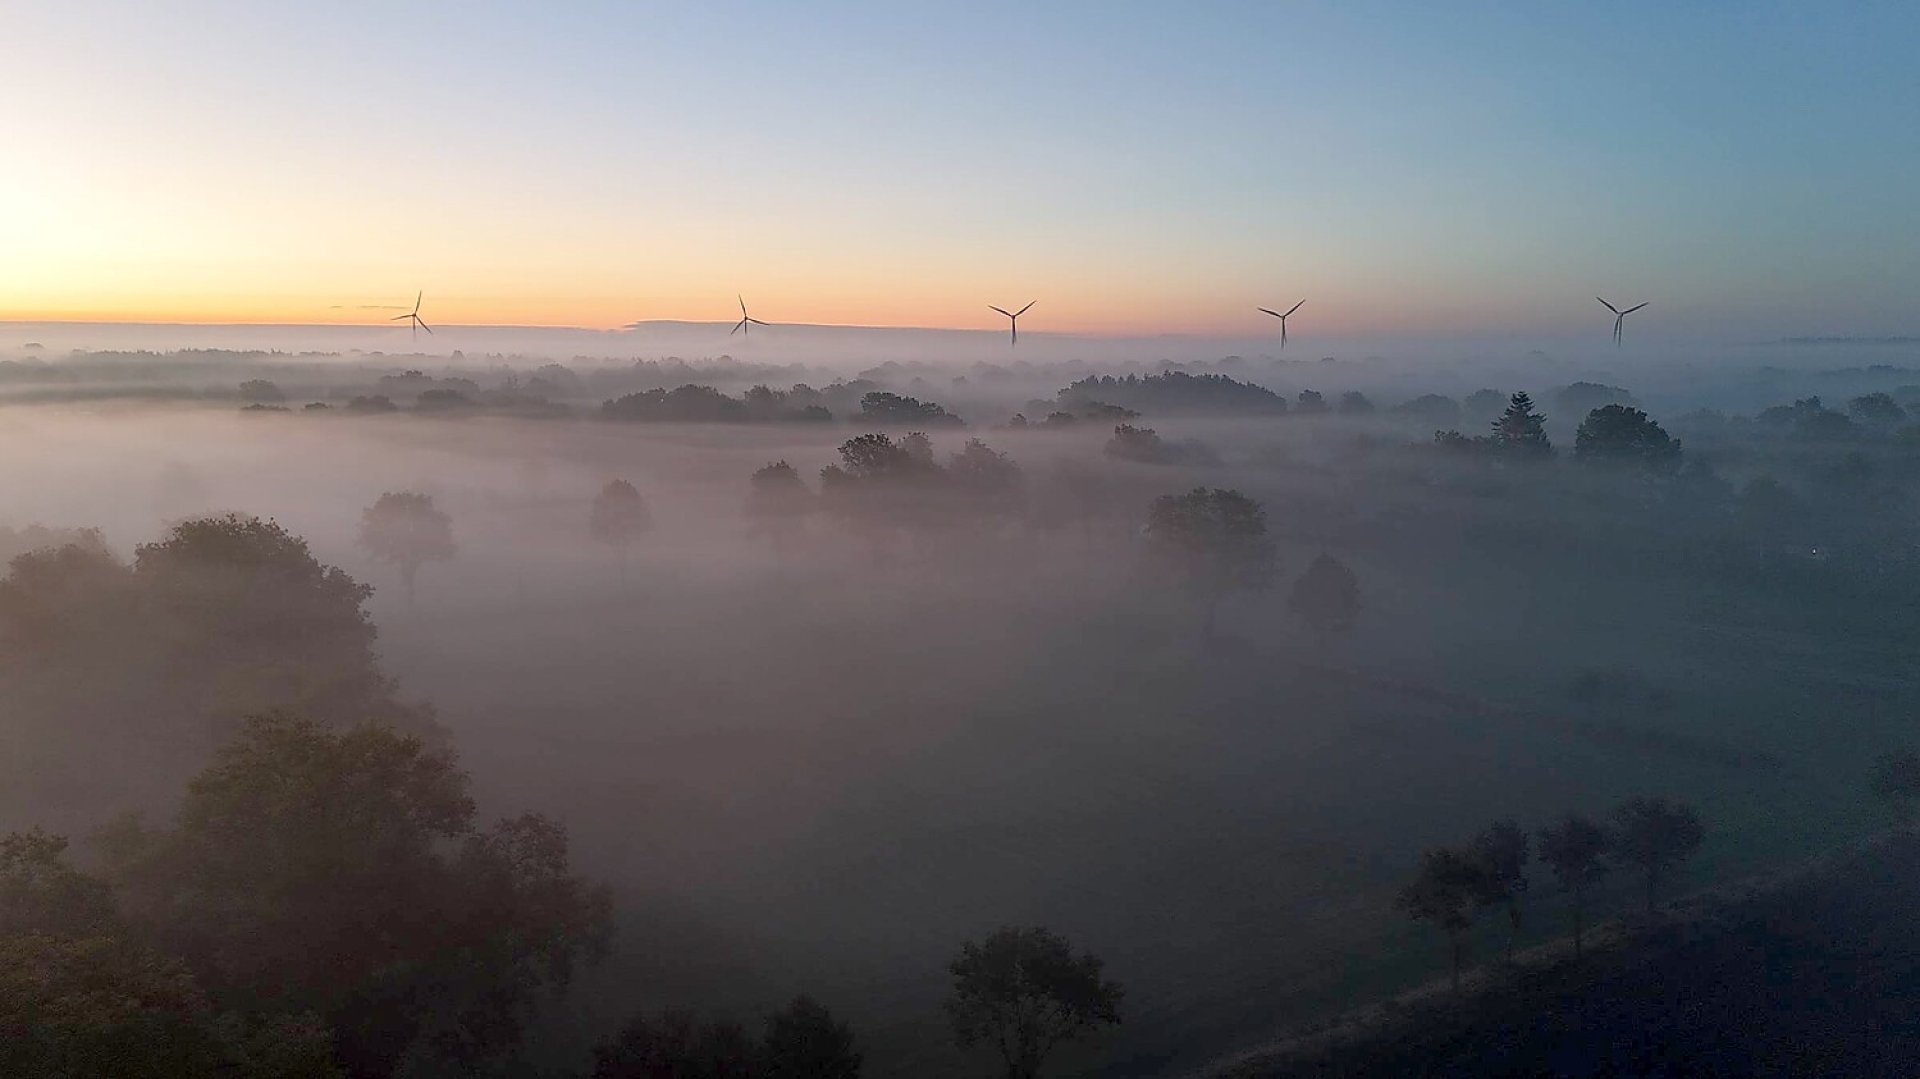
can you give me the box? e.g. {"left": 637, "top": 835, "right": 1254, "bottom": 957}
{"left": 4, "top": 2, "right": 1917, "bottom": 338}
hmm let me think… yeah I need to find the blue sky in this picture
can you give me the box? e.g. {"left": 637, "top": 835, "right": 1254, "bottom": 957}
{"left": 4, "top": 1, "right": 1916, "bottom": 338}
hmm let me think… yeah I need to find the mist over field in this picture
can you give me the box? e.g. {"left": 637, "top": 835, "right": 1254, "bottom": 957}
{"left": 5, "top": 334, "right": 1920, "bottom": 1076}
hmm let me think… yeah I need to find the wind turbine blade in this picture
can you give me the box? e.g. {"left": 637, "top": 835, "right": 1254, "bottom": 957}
{"left": 390, "top": 314, "right": 410, "bottom": 321}
{"left": 738, "top": 295, "right": 748, "bottom": 318}
{"left": 1624, "top": 302, "right": 1650, "bottom": 314}
{"left": 1597, "top": 297, "right": 1619, "bottom": 314}
{"left": 413, "top": 291, "right": 422, "bottom": 315}
{"left": 989, "top": 306, "right": 1012, "bottom": 318}
{"left": 748, "top": 318, "right": 769, "bottom": 326}
{"left": 1286, "top": 299, "right": 1305, "bottom": 316}
{"left": 1016, "top": 301, "right": 1035, "bottom": 317}
{"left": 730, "top": 320, "right": 744, "bottom": 335}
{"left": 1257, "top": 308, "right": 1281, "bottom": 318}
{"left": 416, "top": 319, "right": 433, "bottom": 334}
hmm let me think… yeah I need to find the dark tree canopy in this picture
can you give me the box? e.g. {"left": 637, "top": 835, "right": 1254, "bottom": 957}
{"left": 358, "top": 491, "right": 456, "bottom": 598}
{"left": 1395, "top": 847, "right": 1490, "bottom": 991}
{"left": 593, "top": 1011, "right": 758, "bottom": 1079}
{"left": 1469, "top": 821, "right": 1530, "bottom": 959}
{"left": 1058, "top": 370, "right": 1287, "bottom": 416}
{"left": 1145, "top": 487, "right": 1278, "bottom": 638}
{"left": 946, "top": 926, "right": 1122, "bottom": 1079}
{"left": 859, "top": 391, "right": 964, "bottom": 428}
{"left": 1287, "top": 553, "right": 1361, "bottom": 643}
{"left": 1489, "top": 392, "right": 1552, "bottom": 458}
{"left": 1609, "top": 796, "right": 1706, "bottom": 915}
{"left": 1574, "top": 404, "right": 1682, "bottom": 470}
{"left": 762, "top": 995, "right": 862, "bottom": 1079}
{"left": 1537, "top": 814, "right": 1611, "bottom": 896}
{"left": 112, "top": 715, "right": 611, "bottom": 1076}
{"left": 590, "top": 479, "right": 654, "bottom": 552}
{"left": 746, "top": 460, "right": 816, "bottom": 544}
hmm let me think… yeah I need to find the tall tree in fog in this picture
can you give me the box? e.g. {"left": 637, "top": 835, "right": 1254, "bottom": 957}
{"left": 1573, "top": 405, "right": 1681, "bottom": 471}
{"left": 947, "top": 438, "right": 1026, "bottom": 528}
{"left": 1537, "top": 813, "right": 1611, "bottom": 959}
{"left": 358, "top": 491, "right": 456, "bottom": 603}
{"left": 746, "top": 460, "right": 816, "bottom": 551}
{"left": 110, "top": 715, "right": 611, "bottom": 1076}
{"left": 589, "top": 479, "right": 653, "bottom": 568}
{"left": 1608, "top": 797, "right": 1705, "bottom": 916}
{"left": 1489, "top": 392, "right": 1552, "bottom": 459}
{"left": 1287, "top": 553, "right": 1361, "bottom": 650}
{"left": 763, "top": 995, "right": 863, "bottom": 1079}
{"left": 1396, "top": 847, "right": 1490, "bottom": 992}
{"left": 1144, "top": 488, "right": 1278, "bottom": 641}
{"left": 1470, "top": 821, "right": 1530, "bottom": 962}
{"left": 1870, "top": 750, "right": 1920, "bottom": 827}
{"left": 946, "top": 926, "right": 1122, "bottom": 1079}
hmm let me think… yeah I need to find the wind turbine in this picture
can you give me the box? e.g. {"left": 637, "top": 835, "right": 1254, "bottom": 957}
{"left": 1257, "top": 300, "right": 1305, "bottom": 349}
{"left": 989, "top": 301, "right": 1035, "bottom": 346}
{"left": 730, "top": 295, "right": 769, "bottom": 337}
{"left": 390, "top": 291, "right": 432, "bottom": 339}
{"left": 1597, "top": 297, "right": 1649, "bottom": 346}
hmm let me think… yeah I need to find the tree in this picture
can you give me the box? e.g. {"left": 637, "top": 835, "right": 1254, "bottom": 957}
{"left": 1574, "top": 405, "right": 1681, "bottom": 470}
{"left": 948, "top": 438, "right": 1025, "bottom": 525}
{"left": 946, "top": 926, "right": 1122, "bottom": 1079}
{"left": 1536, "top": 813, "right": 1611, "bottom": 959}
{"left": 237, "top": 379, "right": 285, "bottom": 404}
{"left": 592, "top": 1011, "right": 757, "bottom": 1079}
{"left": 113, "top": 715, "right": 611, "bottom": 1076}
{"left": 1470, "top": 821, "right": 1529, "bottom": 962}
{"left": 358, "top": 491, "right": 455, "bottom": 602}
{"left": 1395, "top": 847, "right": 1489, "bottom": 992}
{"left": 1608, "top": 796, "right": 1705, "bottom": 916}
{"left": 1287, "top": 553, "right": 1361, "bottom": 648}
{"left": 0, "top": 829, "right": 114, "bottom": 937}
{"left": 1144, "top": 488, "right": 1278, "bottom": 641}
{"left": 1870, "top": 750, "right": 1920, "bottom": 826}
{"left": 1295, "top": 389, "right": 1328, "bottom": 414}
{"left": 1337, "top": 390, "right": 1376, "bottom": 415}
{"left": 859, "top": 391, "right": 964, "bottom": 428}
{"left": 589, "top": 479, "right": 653, "bottom": 564}
{"left": 1849, "top": 392, "right": 1907, "bottom": 426}
{"left": 763, "top": 995, "right": 862, "bottom": 1079}
{"left": 0, "top": 932, "right": 341, "bottom": 1078}
{"left": 746, "top": 461, "right": 815, "bottom": 549}
{"left": 1489, "top": 392, "right": 1551, "bottom": 459}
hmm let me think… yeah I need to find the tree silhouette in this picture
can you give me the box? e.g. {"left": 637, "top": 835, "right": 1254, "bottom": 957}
{"left": 746, "top": 461, "right": 815, "bottom": 551}
{"left": 1489, "top": 392, "right": 1551, "bottom": 459}
{"left": 1537, "top": 813, "right": 1611, "bottom": 959}
{"left": 1395, "top": 847, "right": 1489, "bottom": 992}
{"left": 1609, "top": 796, "right": 1705, "bottom": 916}
{"left": 946, "top": 925, "right": 1122, "bottom": 1079}
{"left": 589, "top": 479, "right": 652, "bottom": 567}
{"left": 1287, "top": 553, "right": 1361, "bottom": 649}
{"left": 1470, "top": 821, "right": 1530, "bottom": 962}
{"left": 1870, "top": 749, "right": 1920, "bottom": 827}
{"left": 358, "top": 491, "right": 455, "bottom": 603}
{"left": 1144, "top": 488, "right": 1278, "bottom": 641}
{"left": 1573, "top": 405, "right": 1681, "bottom": 470}
{"left": 112, "top": 715, "right": 611, "bottom": 1075}
{"left": 592, "top": 1010, "right": 757, "bottom": 1078}
{"left": 763, "top": 995, "right": 862, "bottom": 1079}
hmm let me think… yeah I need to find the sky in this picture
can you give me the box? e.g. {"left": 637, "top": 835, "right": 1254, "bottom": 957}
{"left": 3, "top": 1, "right": 1917, "bottom": 340}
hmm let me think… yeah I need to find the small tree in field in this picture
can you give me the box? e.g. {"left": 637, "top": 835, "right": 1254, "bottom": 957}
{"left": 1871, "top": 749, "right": 1920, "bottom": 827}
{"left": 1396, "top": 847, "right": 1489, "bottom": 992}
{"left": 589, "top": 479, "right": 652, "bottom": 566}
{"left": 946, "top": 926, "right": 1122, "bottom": 1079}
{"left": 1287, "top": 553, "right": 1361, "bottom": 649}
{"left": 1489, "top": 391, "right": 1552, "bottom": 459}
{"left": 1470, "top": 820, "right": 1530, "bottom": 961}
{"left": 358, "top": 491, "right": 455, "bottom": 602}
{"left": 1609, "top": 796, "right": 1705, "bottom": 915}
{"left": 1144, "top": 488, "right": 1277, "bottom": 642}
{"left": 1537, "top": 813, "right": 1611, "bottom": 958}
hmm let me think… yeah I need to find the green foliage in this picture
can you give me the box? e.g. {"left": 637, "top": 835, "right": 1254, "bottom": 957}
{"left": 0, "top": 830, "right": 115, "bottom": 937}
{"left": 859, "top": 391, "right": 964, "bottom": 428}
{"left": 1573, "top": 405, "right": 1682, "bottom": 470}
{"left": 1395, "top": 847, "right": 1490, "bottom": 990}
{"left": 946, "top": 926, "right": 1122, "bottom": 1079}
{"left": 592, "top": 1010, "right": 758, "bottom": 1078}
{"left": 1609, "top": 796, "right": 1706, "bottom": 915}
{"left": 1059, "top": 371, "right": 1289, "bottom": 416}
{"left": 113, "top": 715, "right": 611, "bottom": 1076}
